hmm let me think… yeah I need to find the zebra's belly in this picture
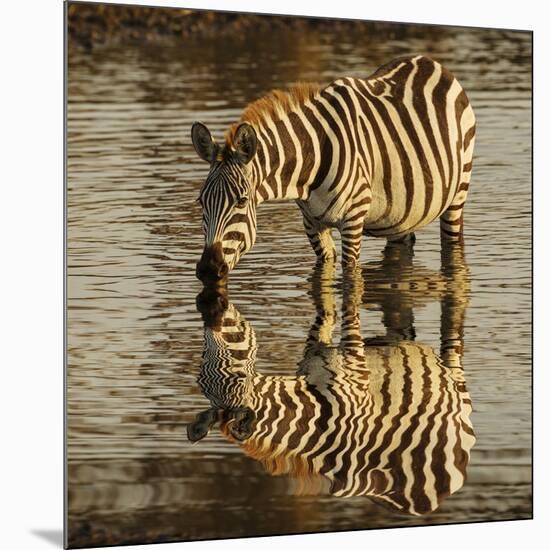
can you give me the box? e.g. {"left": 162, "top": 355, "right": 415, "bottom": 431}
{"left": 303, "top": 167, "right": 461, "bottom": 236}
{"left": 301, "top": 193, "right": 349, "bottom": 228}
{"left": 363, "top": 174, "right": 459, "bottom": 238}
{"left": 363, "top": 211, "right": 439, "bottom": 238}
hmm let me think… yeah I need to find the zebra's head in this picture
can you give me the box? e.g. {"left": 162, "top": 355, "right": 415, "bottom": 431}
{"left": 192, "top": 121, "right": 258, "bottom": 285}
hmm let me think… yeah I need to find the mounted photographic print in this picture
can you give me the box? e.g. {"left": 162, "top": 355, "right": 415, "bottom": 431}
{"left": 65, "top": 1, "right": 533, "bottom": 548}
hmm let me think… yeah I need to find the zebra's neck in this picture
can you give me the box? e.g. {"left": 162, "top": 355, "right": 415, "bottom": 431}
{"left": 249, "top": 105, "right": 324, "bottom": 203}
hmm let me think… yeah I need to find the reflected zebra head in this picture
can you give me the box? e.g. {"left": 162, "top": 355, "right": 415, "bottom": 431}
{"left": 188, "top": 296, "right": 259, "bottom": 443}
{"left": 192, "top": 121, "right": 259, "bottom": 284}
{"left": 187, "top": 406, "right": 256, "bottom": 443}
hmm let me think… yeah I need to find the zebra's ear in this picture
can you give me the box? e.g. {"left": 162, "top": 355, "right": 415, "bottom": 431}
{"left": 186, "top": 408, "right": 218, "bottom": 442}
{"left": 191, "top": 122, "right": 219, "bottom": 163}
{"left": 233, "top": 123, "right": 257, "bottom": 164}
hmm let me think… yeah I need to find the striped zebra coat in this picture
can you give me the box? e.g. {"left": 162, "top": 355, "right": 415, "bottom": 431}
{"left": 192, "top": 55, "right": 476, "bottom": 284}
{"left": 188, "top": 263, "right": 475, "bottom": 515}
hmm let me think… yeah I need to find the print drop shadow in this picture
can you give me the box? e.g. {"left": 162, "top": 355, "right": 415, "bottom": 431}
{"left": 30, "top": 529, "right": 64, "bottom": 548}
{"left": 188, "top": 240, "right": 473, "bottom": 515}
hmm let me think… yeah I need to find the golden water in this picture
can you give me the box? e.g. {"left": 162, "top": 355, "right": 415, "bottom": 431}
{"left": 67, "top": 23, "right": 531, "bottom": 548}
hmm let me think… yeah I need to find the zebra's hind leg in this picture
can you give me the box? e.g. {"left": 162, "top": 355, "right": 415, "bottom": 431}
{"left": 440, "top": 166, "right": 472, "bottom": 245}
{"left": 440, "top": 201, "right": 466, "bottom": 245}
{"left": 302, "top": 213, "right": 337, "bottom": 263}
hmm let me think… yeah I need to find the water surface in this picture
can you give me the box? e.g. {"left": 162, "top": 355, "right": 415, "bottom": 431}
{"left": 67, "top": 22, "right": 532, "bottom": 548}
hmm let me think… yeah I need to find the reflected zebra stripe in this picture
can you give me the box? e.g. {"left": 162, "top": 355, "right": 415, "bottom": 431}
{"left": 190, "top": 298, "right": 475, "bottom": 516}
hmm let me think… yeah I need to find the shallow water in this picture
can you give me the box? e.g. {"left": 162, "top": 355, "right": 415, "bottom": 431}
{"left": 66, "top": 21, "right": 532, "bottom": 548}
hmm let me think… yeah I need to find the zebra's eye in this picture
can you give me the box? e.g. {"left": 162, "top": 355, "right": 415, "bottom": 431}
{"left": 236, "top": 196, "right": 248, "bottom": 208}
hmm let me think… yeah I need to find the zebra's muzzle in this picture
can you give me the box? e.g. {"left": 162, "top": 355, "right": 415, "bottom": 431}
{"left": 196, "top": 242, "right": 229, "bottom": 284}
{"left": 196, "top": 286, "right": 229, "bottom": 329}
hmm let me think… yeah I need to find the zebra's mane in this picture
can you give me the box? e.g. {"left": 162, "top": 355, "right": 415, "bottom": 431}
{"left": 225, "top": 82, "right": 321, "bottom": 146}
{"left": 219, "top": 419, "right": 326, "bottom": 493}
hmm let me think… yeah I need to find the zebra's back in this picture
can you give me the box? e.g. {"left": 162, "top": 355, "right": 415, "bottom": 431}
{"left": 318, "top": 55, "right": 475, "bottom": 239}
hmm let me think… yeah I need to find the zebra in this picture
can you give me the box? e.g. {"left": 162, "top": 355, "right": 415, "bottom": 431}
{"left": 192, "top": 55, "right": 476, "bottom": 284}
{"left": 188, "top": 250, "right": 475, "bottom": 515}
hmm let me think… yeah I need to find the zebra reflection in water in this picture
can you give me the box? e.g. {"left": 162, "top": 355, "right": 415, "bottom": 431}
{"left": 188, "top": 243, "right": 475, "bottom": 516}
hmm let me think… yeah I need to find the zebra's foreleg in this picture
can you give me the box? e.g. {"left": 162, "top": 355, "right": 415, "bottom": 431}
{"left": 340, "top": 217, "right": 365, "bottom": 269}
{"left": 302, "top": 215, "right": 337, "bottom": 263}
